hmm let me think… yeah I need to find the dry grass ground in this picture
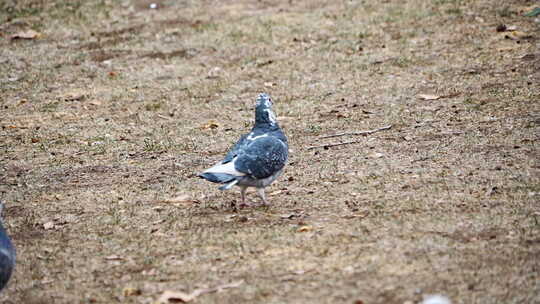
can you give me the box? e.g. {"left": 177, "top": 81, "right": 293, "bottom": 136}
{"left": 1, "top": 0, "right": 539, "bottom": 303}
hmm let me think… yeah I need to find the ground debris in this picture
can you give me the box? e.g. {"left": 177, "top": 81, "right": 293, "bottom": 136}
{"left": 155, "top": 281, "right": 243, "bottom": 303}
{"left": 10, "top": 30, "right": 40, "bottom": 40}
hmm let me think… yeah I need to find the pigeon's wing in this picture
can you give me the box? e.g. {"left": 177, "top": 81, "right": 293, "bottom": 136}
{"left": 0, "top": 252, "right": 14, "bottom": 290}
{"left": 0, "top": 224, "right": 14, "bottom": 291}
{"left": 221, "top": 133, "right": 250, "bottom": 164}
{"left": 234, "top": 136, "right": 288, "bottom": 179}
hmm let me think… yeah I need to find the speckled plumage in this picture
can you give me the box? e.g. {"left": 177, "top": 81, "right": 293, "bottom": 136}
{"left": 199, "top": 93, "right": 288, "bottom": 205}
{"left": 0, "top": 202, "right": 15, "bottom": 292}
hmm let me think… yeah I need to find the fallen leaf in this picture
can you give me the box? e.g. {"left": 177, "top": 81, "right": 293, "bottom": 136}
{"left": 156, "top": 281, "right": 243, "bottom": 303}
{"left": 41, "top": 278, "right": 54, "bottom": 284}
{"left": 418, "top": 94, "right": 441, "bottom": 100}
{"left": 142, "top": 268, "right": 158, "bottom": 276}
{"left": 504, "top": 31, "right": 532, "bottom": 40}
{"left": 105, "top": 255, "right": 124, "bottom": 261}
{"left": 368, "top": 152, "right": 384, "bottom": 159}
{"left": 160, "top": 194, "right": 197, "bottom": 204}
{"left": 43, "top": 221, "right": 55, "bottom": 230}
{"left": 62, "top": 92, "right": 87, "bottom": 102}
{"left": 11, "top": 30, "right": 40, "bottom": 40}
{"left": 506, "top": 25, "right": 517, "bottom": 31}
{"left": 269, "top": 190, "right": 283, "bottom": 196}
{"left": 201, "top": 120, "right": 219, "bottom": 130}
{"left": 280, "top": 213, "right": 300, "bottom": 219}
{"left": 521, "top": 54, "right": 537, "bottom": 61}
{"left": 297, "top": 225, "right": 313, "bottom": 232}
{"left": 123, "top": 287, "right": 142, "bottom": 297}
{"left": 158, "top": 290, "right": 196, "bottom": 303}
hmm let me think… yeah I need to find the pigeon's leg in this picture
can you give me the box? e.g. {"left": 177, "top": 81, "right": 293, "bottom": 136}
{"left": 238, "top": 186, "right": 252, "bottom": 208}
{"left": 240, "top": 186, "right": 248, "bottom": 204}
{"left": 256, "top": 188, "right": 269, "bottom": 205}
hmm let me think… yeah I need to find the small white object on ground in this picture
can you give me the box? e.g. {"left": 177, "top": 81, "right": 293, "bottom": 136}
{"left": 421, "top": 294, "right": 452, "bottom": 304}
{"left": 149, "top": 3, "right": 158, "bottom": 9}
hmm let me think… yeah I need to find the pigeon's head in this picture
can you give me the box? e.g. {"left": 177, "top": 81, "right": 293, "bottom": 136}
{"left": 255, "top": 93, "right": 277, "bottom": 126}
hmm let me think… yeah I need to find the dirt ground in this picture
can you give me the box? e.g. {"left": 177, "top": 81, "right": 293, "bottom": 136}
{"left": 1, "top": 0, "right": 539, "bottom": 303}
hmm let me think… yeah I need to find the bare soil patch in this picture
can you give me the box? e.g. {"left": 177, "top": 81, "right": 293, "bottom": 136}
{"left": 1, "top": 0, "right": 539, "bottom": 303}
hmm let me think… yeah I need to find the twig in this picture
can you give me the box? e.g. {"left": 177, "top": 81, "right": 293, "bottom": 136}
{"left": 319, "top": 125, "right": 392, "bottom": 139}
{"left": 157, "top": 114, "right": 171, "bottom": 120}
{"left": 307, "top": 140, "right": 365, "bottom": 150}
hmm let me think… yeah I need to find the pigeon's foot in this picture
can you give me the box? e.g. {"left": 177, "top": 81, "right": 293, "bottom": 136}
{"left": 256, "top": 188, "right": 270, "bottom": 206}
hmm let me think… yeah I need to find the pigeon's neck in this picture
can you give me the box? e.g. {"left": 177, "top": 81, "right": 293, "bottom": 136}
{"left": 255, "top": 106, "right": 277, "bottom": 125}
{"left": 253, "top": 122, "right": 279, "bottom": 132}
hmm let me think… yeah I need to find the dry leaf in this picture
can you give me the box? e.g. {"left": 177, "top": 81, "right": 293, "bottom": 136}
{"left": 506, "top": 25, "right": 517, "bottom": 31}
{"left": 63, "top": 92, "right": 87, "bottom": 102}
{"left": 297, "top": 225, "right": 313, "bottom": 232}
{"left": 505, "top": 31, "right": 532, "bottom": 40}
{"left": 11, "top": 30, "right": 40, "bottom": 40}
{"left": 280, "top": 213, "right": 298, "bottom": 219}
{"left": 157, "top": 281, "right": 243, "bottom": 303}
{"left": 418, "top": 94, "right": 441, "bottom": 100}
{"left": 160, "top": 194, "right": 196, "bottom": 204}
{"left": 368, "top": 152, "right": 384, "bottom": 159}
{"left": 123, "top": 287, "right": 142, "bottom": 297}
{"left": 158, "top": 290, "right": 196, "bottom": 303}
{"left": 269, "top": 190, "right": 283, "bottom": 196}
{"left": 201, "top": 120, "right": 219, "bottom": 130}
{"left": 105, "top": 255, "right": 124, "bottom": 261}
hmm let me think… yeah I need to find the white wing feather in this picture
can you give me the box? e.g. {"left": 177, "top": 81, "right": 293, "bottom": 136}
{"left": 202, "top": 157, "right": 246, "bottom": 176}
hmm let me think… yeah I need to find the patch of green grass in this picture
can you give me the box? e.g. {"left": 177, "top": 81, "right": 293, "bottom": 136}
{"left": 145, "top": 102, "right": 163, "bottom": 111}
{"left": 40, "top": 101, "right": 60, "bottom": 112}
{"left": 445, "top": 7, "right": 463, "bottom": 15}
{"left": 497, "top": 6, "right": 514, "bottom": 18}
{"left": 0, "top": 3, "right": 41, "bottom": 22}
{"left": 391, "top": 56, "right": 414, "bottom": 68}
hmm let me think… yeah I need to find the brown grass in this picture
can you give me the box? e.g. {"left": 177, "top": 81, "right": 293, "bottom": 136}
{"left": 1, "top": 0, "right": 539, "bottom": 303}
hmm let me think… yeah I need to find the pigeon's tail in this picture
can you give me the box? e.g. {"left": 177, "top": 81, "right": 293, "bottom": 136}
{"left": 218, "top": 179, "right": 238, "bottom": 190}
{"left": 198, "top": 172, "right": 236, "bottom": 184}
{"left": 199, "top": 159, "right": 246, "bottom": 188}
{"left": 198, "top": 172, "right": 239, "bottom": 191}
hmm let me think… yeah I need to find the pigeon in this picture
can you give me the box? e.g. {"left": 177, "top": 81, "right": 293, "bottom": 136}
{"left": 199, "top": 93, "right": 288, "bottom": 206}
{"left": 0, "top": 202, "right": 15, "bottom": 292}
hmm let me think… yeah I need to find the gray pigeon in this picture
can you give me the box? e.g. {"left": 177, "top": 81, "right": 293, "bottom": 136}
{"left": 199, "top": 93, "right": 288, "bottom": 206}
{"left": 0, "top": 202, "right": 15, "bottom": 292}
